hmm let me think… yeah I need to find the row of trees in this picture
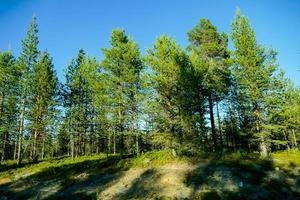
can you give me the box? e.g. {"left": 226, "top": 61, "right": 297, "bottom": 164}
{"left": 0, "top": 10, "right": 299, "bottom": 164}
{"left": 0, "top": 16, "right": 58, "bottom": 164}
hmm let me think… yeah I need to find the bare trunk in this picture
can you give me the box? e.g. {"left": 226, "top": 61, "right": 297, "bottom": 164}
{"left": 259, "top": 140, "right": 268, "bottom": 158}
{"left": 257, "top": 120, "right": 268, "bottom": 158}
{"left": 254, "top": 105, "right": 268, "bottom": 158}
{"left": 42, "top": 133, "right": 45, "bottom": 159}
{"left": 136, "top": 132, "right": 139, "bottom": 156}
{"left": 113, "top": 131, "right": 116, "bottom": 155}
{"left": 208, "top": 94, "right": 217, "bottom": 151}
{"left": 1, "top": 132, "right": 7, "bottom": 161}
{"left": 71, "top": 135, "right": 74, "bottom": 159}
{"left": 108, "top": 133, "right": 111, "bottom": 154}
{"left": 216, "top": 101, "right": 223, "bottom": 150}
{"left": 33, "top": 128, "right": 38, "bottom": 161}
{"left": 14, "top": 138, "right": 18, "bottom": 160}
{"left": 67, "top": 141, "right": 70, "bottom": 156}
{"left": 283, "top": 129, "right": 290, "bottom": 151}
{"left": 17, "top": 98, "right": 26, "bottom": 165}
{"left": 292, "top": 129, "right": 298, "bottom": 148}
{"left": 136, "top": 108, "right": 139, "bottom": 156}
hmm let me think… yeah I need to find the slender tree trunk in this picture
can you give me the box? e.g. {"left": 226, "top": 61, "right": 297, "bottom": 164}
{"left": 14, "top": 138, "right": 18, "bottom": 160}
{"left": 33, "top": 128, "right": 38, "bottom": 161}
{"left": 67, "top": 141, "right": 70, "bottom": 156}
{"left": 292, "top": 129, "right": 298, "bottom": 148}
{"left": 108, "top": 133, "right": 111, "bottom": 154}
{"left": 42, "top": 133, "right": 45, "bottom": 159}
{"left": 71, "top": 135, "right": 74, "bottom": 159}
{"left": 283, "top": 129, "right": 290, "bottom": 151}
{"left": 17, "top": 98, "right": 26, "bottom": 165}
{"left": 118, "top": 82, "right": 124, "bottom": 156}
{"left": 113, "top": 131, "right": 116, "bottom": 155}
{"left": 1, "top": 132, "right": 8, "bottom": 161}
{"left": 255, "top": 109, "right": 268, "bottom": 158}
{"left": 136, "top": 106, "right": 140, "bottom": 156}
{"left": 208, "top": 94, "right": 217, "bottom": 151}
{"left": 229, "top": 113, "right": 237, "bottom": 152}
{"left": 216, "top": 101, "right": 223, "bottom": 150}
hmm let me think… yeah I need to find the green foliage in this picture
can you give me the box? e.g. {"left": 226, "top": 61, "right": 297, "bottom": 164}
{"left": 272, "top": 149, "right": 300, "bottom": 167}
{"left": 0, "top": 154, "right": 107, "bottom": 180}
{"left": 118, "top": 150, "right": 178, "bottom": 168}
{"left": 0, "top": 10, "right": 299, "bottom": 176}
{"left": 188, "top": 18, "right": 231, "bottom": 151}
{"left": 0, "top": 51, "right": 18, "bottom": 160}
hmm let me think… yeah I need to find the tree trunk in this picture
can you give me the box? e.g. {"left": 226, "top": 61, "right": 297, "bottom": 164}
{"left": 257, "top": 122, "right": 268, "bottom": 158}
{"left": 33, "top": 128, "right": 38, "bottom": 161}
{"left": 14, "top": 138, "right": 18, "bottom": 160}
{"left": 253, "top": 105, "right": 268, "bottom": 158}
{"left": 42, "top": 133, "right": 45, "bottom": 159}
{"left": 17, "top": 98, "right": 26, "bottom": 165}
{"left": 283, "top": 129, "right": 290, "bottom": 151}
{"left": 216, "top": 101, "right": 223, "bottom": 150}
{"left": 136, "top": 107, "right": 139, "bottom": 156}
{"left": 259, "top": 140, "right": 268, "bottom": 158}
{"left": 108, "top": 133, "right": 111, "bottom": 154}
{"left": 136, "top": 132, "right": 139, "bottom": 156}
{"left": 71, "top": 135, "right": 74, "bottom": 159}
{"left": 292, "top": 129, "right": 298, "bottom": 148}
{"left": 113, "top": 130, "right": 116, "bottom": 155}
{"left": 1, "top": 132, "right": 8, "bottom": 161}
{"left": 208, "top": 94, "right": 217, "bottom": 151}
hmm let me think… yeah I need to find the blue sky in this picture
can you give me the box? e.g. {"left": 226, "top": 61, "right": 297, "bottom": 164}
{"left": 0, "top": 0, "right": 299, "bottom": 85}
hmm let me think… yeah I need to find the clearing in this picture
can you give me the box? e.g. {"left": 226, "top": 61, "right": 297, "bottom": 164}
{"left": 0, "top": 150, "right": 300, "bottom": 200}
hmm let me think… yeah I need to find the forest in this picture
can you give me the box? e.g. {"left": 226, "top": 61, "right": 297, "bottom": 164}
{"left": 0, "top": 9, "right": 300, "bottom": 200}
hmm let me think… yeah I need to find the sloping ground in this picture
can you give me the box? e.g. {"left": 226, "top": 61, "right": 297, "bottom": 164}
{"left": 0, "top": 151, "right": 300, "bottom": 200}
{"left": 98, "top": 162, "right": 200, "bottom": 199}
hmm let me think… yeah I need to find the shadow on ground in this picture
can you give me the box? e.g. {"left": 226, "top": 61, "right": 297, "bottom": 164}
{"left": 0, "top": 156, "right": 127, "bottom": 200}
{"left": 1, "top": 156, "right": 300, "bottom": 200}
{"left": 185, "top": 159, "right": 300, "bottom": 200}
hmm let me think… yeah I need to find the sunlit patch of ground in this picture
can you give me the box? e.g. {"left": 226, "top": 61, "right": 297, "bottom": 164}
{"left": 0, "top": 150, "right": 300, "bottom": 200}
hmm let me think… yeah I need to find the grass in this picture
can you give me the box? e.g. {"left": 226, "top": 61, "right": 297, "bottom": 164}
{"left": 0, "top": 154, "right": 108, "bottom": 180}
{"left": 271, "top": 149, "right": 300, "bottom": 168}
{"left": 1, "top": 149, "right": 299, "bottom": 181}
{"left": 118, "top": 149, "right": 182, "bottom": 168}
{"left": 1, "top": 149, "right": 300, "bottom": 199}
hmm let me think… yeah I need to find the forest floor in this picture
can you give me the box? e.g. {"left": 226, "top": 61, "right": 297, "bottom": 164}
{"left": 0, "top": 150, "right": 300, "bottom": 200}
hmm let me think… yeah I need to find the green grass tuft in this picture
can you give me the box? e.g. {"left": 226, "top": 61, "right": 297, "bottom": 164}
{"left": 272, "top": 149, "right": 300, "bottom": 168}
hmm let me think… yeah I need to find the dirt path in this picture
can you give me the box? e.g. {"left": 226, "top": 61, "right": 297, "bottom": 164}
{"left": 98, "top": 162, "right": 208, "bottom": 199}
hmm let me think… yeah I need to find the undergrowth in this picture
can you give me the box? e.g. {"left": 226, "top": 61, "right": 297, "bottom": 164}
{"left": 271, "top": 149, "right": 300, "bottom": 167}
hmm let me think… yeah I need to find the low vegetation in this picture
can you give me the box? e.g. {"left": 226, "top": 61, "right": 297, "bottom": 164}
{"left": 0, "top": 150, "right": 299, "bottom": 199}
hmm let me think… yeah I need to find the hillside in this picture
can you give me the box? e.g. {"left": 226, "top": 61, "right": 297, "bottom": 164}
{"left": 1, "top": 150, "right": 300, "bottom": 200}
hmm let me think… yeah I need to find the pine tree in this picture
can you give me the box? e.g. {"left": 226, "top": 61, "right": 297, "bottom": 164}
{"left": 17, "top": 15, "right": 39, "bottom": 164}
{"left": 29, "top": 51, "right": 58, "bottom": 161}
{"left": 145, "top": 35, "right": 202, "bottom": 150}
{"left": 0, "top": 51, "right": 18, "bottom": 161}
{"left": 231, "top": 9, "right": 278, "bottom": 157}
{"left": 188, "top": 19, "right": 231, "bottom": 151}
{"left": 101, "top": 29, "right": 144, "bottom": 155}
{"left": 63, "top": 49, "right": 96, "bottom": 158}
